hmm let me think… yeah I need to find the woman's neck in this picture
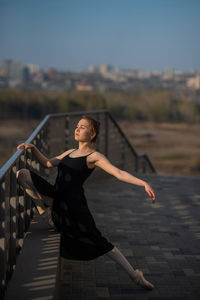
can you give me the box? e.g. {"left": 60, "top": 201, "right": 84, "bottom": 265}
{"left": 77, "top": 143, "right": 95, "bottom": 153}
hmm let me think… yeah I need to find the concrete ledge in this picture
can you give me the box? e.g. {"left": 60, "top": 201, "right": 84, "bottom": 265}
{"left": 4, "top": 212, "right": 60, "bottom": 300}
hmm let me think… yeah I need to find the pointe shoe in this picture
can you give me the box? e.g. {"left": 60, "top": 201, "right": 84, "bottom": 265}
{"left": 42, "top": 207, "right": 56, "bottom": 229}
{"left": 129, "top": 269, "right": 155, "bottom": 290}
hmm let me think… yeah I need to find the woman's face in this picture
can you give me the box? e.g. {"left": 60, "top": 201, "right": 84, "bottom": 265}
{"left": 74, "top": 119, "right": 95, "bottom": 143}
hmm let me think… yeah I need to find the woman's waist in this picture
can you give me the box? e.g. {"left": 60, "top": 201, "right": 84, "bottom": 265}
{"left": 54, "top": 177, "right": 85, "bottom": 185}
{"left": 53, "top": 183, "right": 84, "bottom": 194}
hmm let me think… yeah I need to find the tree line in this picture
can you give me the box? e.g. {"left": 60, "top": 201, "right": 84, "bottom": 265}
{"left": 0, "top": 88, "right": 200, "bottom": 123}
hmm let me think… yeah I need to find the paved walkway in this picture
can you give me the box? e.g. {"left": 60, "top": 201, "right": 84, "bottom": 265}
{"left": 58, "top": 172, "right": 200, "bottom": 300}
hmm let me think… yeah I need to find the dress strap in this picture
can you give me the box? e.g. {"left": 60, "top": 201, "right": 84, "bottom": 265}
{"left": 68, "top": 149, "right": 77, "bottom": 155}
{"left": 86, "top": 151, "right": 96, "bottom": 157}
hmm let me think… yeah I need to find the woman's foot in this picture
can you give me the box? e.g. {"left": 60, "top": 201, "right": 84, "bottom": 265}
{"left": 36, "top": 205, "right": 46, "bottom": 215}
{"left": 129, "top": 269, "right": 155, "bottom": 290}
{"left": 42, "top": 207, "right": 56, "bottom": 229}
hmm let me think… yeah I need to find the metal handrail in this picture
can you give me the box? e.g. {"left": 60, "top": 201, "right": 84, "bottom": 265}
{"left": 0, "top": 109, "right": 156, "bottom": 180}
{"left": 0, "top": 115, "right": 50, "bottom": 180}
{"left": 0, "top": 109, "right": 156, "bottom": 299}
{"left": 138, "top": 152, "right": 156, "bottom": 173}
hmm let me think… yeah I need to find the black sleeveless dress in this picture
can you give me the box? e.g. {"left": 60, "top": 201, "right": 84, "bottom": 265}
{"left": 29, "top": 148, "right": 114, "bottom": 261}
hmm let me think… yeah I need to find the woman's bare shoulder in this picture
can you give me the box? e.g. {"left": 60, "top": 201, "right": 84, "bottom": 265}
{"left": 57, "top": 148, "right": 76, "bottom": 159}
{"left": 93, "top": 151, "right": 103, "bottom": 156}
{"left": 89, "top": 151, "right": 106, "bottom": 161}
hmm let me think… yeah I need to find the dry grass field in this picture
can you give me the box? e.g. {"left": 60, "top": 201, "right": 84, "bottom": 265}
{"left": 119, "top": 120, "right": 200, "bottom": 176}
{"left": 0, "top": 119, "right": 199, "bottom": 177}
{"left": 0, "top": 119, "right": 39, "bottom": 169}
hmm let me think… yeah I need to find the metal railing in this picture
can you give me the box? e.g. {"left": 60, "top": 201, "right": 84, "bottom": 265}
{"left": 0, "top": 109, "right": 156, "bottom": 298}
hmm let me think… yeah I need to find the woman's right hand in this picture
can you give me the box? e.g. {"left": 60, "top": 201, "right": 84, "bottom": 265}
{"left": 16, "top": 143, "right": 36, "bottom": 151}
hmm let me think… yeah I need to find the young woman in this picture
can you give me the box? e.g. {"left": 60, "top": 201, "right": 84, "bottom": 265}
{"left": 16, "top": 115, "right": 156, "bottom": 290}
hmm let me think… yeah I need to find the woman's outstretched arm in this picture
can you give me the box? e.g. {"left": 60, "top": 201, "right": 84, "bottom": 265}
{"left": 92, "top": 152, "right": 156, "bottom": 202}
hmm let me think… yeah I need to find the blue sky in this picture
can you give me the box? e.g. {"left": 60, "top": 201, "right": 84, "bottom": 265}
{"left": 0, "top": 0, "right": 200, "bottom": 72}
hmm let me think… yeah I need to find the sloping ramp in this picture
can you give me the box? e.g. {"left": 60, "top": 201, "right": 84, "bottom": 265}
{"left": 4, "top": 213, "right": 60, "bottom": 300}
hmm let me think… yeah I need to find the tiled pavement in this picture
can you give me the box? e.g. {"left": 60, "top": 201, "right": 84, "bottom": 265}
{"left": 57, "top": 172, "right": 200, "bottom": 300}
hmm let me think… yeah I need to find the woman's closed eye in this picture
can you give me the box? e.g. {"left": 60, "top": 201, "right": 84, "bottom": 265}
{"left": 76, "top": 126, "right": 86, "bottom": 130}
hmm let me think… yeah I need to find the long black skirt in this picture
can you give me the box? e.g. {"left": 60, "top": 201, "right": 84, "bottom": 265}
{"left": 29, "top": 170, "right": 114, "bottom": 261}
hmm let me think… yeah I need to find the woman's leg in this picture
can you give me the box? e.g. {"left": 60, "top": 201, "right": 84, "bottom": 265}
{"left": 106, "top": 246, "right": 154, "bottom": 290}
{"left": 16, "top": 169, "right": 55, "bottom": 227}
{"left": 106, "top": 246, "right": 135, "bottom": 276}
{"left": 16, "top": 168, "right": 53, "bottom": 213}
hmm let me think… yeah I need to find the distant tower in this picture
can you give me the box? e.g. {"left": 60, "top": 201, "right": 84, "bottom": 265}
{"left": 27, "top": 63, "right": 40, "bottom": 74}
{"left": 22, "top": 66, "right": 30, "bottom": 83}
{"left": 88, "top": 65, "right": 98, "bottom": 73}
{"left": 100, "top": 64, "right": 113, "bottom": 74}
{"left": 100, "top": 64, "right": 108, "bottom": 73}
{"left": 165, "top": 67, "right": 174, "bottom": 78}
{"left": 3, "top": 59, "right": 24, "bottom": 80}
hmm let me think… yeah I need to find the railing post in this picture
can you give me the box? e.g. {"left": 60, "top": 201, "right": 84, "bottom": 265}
{"left": 18, "top": 153, "right": 25, "bottom": 239}
{"left": 15, "top": 159, "right": 24, "bottom": 249}
{"left": 142, "top": 157, "right": 146, "bottom": 173}
{"left": 0, "top": 180, "right": 6, "bottom": 299}
{"left": 135, "top": 156, "right": 139, "bottom": 172}
{"left": 5, "top": 172, "right": 11, "bottom": 285}
{"left": 9, "top": 166, "right": 17, "bottom": 276}
{"left": 105, "top": 112, "right": 109, "bottom": 158}
{"left": 22, "top": 150, "right": 30, "bottom": 232}
{"left": 95, "top": 113, "right": 100, "bottom": 152}
{"left": 121, "top": 138, "right": 125, "bottom": 169}
{"left": 65, "top": 115, "right": 70, "bottom": 151}
{"left": 42, "top": 123, "right": 50, "bottom": 178}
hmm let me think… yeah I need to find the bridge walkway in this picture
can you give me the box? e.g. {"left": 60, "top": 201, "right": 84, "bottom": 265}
{"left": 4, "top": 172, "right": 200, "bottom": 300}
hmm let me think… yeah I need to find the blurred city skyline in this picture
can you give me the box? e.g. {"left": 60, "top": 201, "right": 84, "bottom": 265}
{"left": 1, "top": 0, "right": 200, "bottom": 72}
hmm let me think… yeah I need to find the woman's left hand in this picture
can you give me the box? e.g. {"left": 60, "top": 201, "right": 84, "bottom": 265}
{"left": 144, "top": 183, "right": 156, "bottom": 203}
